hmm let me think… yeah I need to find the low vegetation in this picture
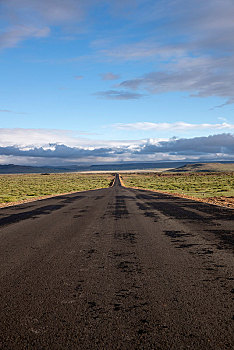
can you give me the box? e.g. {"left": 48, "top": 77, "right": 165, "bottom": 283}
{"left": 121, "top": 172, "right": 234, "bottom": 208}
{"left": 0, "top": 173, "right": 113, "bottom": 205}
{"left": 168, "top": 162, "right": 234, "bottom": 173}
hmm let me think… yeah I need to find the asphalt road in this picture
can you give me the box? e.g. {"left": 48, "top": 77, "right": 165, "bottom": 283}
{"left": 0, "top": 174, "right": 233, "bottom": 350}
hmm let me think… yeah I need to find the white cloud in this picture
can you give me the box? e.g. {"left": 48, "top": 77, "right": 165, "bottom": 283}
{"left": 100, "top": 42, "right": 185, "bottom": 61}
{"left": 0, "top": 128, "right": 86, "bottom": 148}
{"left": 1, "top": 0, "right": 85, "bottom": 23}
{"left": 0, "top": 128, "right": 233, "bottom": 165}
{"left": 117, "top": 56, "right": 234, "bottom": 105}
{"left": 0, "top": 25, "right": 50, "bottom": 49}
{"left": 100, "top": 72, "right": 120, "bottom": 80}
{"left": 94, "top": 90, "right": 145, "bottom": 100}
{"left": 94, "top": 0, "right": 234, "bottom": 106}
{"left": 0, "top": 0, "right": 88, "bottom": 49}
{"left": 114, "top": 122, "right": 234, "bottom": 131}
{"left": 0, "top": 108, "right": 26, "bottom": 114}
{"left": 0, "top": 128, "right": 142, "bottom": 148}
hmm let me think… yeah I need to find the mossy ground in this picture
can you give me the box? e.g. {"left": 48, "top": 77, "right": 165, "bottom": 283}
{"left": 121, "top": 172, "right": 234, "bottom": 199}
{"left": 0, "top": 173, "right": 113, "bottom": 205}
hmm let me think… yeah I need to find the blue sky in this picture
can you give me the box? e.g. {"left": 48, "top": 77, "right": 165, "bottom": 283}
{"left": 0, "top": 0, "right": 234, "bottom": 165}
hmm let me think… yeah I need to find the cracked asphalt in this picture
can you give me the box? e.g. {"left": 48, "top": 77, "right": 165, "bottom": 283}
{"left": 0, "top": 174, "right": 233, "bottom": 349}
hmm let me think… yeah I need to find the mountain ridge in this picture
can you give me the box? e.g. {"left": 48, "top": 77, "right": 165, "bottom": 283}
{"left": 0, "top": 161, "right": 233, "bottom": 174}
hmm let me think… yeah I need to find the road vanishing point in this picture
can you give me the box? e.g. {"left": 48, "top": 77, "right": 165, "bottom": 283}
{"left": 0, "top": 174, "right": 233, "bottom": 349}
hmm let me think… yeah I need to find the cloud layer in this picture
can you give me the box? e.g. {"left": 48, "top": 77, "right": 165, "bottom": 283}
{"left": 1, "top": 0, "right": 234, "bottom": 105}
{"left": 114, "top": 122, "right": 234, "bottom": 131}
{"left": 0, "top": 25, "right": 50, "bottom": 49}
{"left": 118, "top": 57, "right": 234, "bottom": 105}
{"left": 94, "top": 90, "right": 145, "bottom": 100}
{"left": 0, "top": 0, "right": 87, "bottom": 49}
{"left": 0, "top": 129, "right": 233, "bottom": 165}
{"left": 100, "top": 72, "right": 120, "bottom": 81}
{"left": 95, "top": 0, "right": 234, "bottom": 105}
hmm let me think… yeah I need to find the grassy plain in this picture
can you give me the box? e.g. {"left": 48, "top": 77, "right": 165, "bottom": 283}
{"left": 0, "top": 173, "right": 113, "bottom": 205}
{"left": 121, "top": 172, "right": 234, "bottom": 208}
{"left": 167, "top": 162, "right": 234, "bottom": 173}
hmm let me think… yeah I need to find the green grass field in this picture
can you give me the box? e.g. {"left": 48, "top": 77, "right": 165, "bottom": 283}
{"left": 167, "top": 162, "right": 234, "bottom": 173}
{"left": 0, "top": 173, "right": 113, "bottom": 204}
{"left": 121, "top": 172, "right": 234, "bottom": 198}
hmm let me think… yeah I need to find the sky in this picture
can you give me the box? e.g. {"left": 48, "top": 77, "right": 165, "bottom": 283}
{"left": 0, "top": 0, "right": 234, "bottom": 165}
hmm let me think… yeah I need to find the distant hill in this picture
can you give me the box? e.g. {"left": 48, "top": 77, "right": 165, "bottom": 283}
{"left": 0, "top": 164, "right": 82, "bottom": 174}
{"left": 0, "top": 162, "right": 192, "bottom": 174}
{"left": 0, "top": 162, "right": 180, "bottom": 174}
{"left": 0, "top": 161, "right": 233, "bottom": 174}
{"left": 167, "top": 162, "right": 234, "bottom": 173}
{"left": 88, "top": 162, "right": 186, "bottom": 171}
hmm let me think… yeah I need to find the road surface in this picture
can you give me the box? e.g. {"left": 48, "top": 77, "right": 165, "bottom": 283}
{"left": 0, "top": 174, "right": 233, "bottom": 349}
